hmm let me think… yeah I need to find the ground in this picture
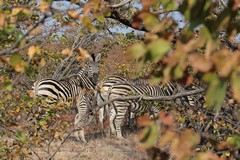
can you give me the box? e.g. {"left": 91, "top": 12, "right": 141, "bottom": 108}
{"left": 28, "top": 131, "right": 147, "bottom": 160}
{"left": 22, "top": 114, "right": 148, "bottom": 160}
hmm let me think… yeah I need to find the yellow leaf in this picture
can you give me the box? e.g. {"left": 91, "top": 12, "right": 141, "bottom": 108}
{"left": 68, "top": 10, "right": 79, "bottom": 19}
{"left": 61, "top": 48, "right": 72, "bottom": 56}
{"left": 12, "top": 8, "right": 22, "bottom": 16}
{"left": 14, "top": 63, "right": 25, "bottom": 73}
{"left": 39, "top": 58, "right": 46, "bottom": 67}
{"left": 28, "top": 45, "right": 36, "bottom": 59}
{"left": 76, "top": 48, "right": 90, "bottom": 61}
{"left": 40, "top": 0, "right": 49, "bottom": 13}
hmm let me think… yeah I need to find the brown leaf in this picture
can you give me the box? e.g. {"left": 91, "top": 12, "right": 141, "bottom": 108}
{"left": 158, "top": 131, "right": 176, "bottom": 146}
{"left": 211, "top": 50, "right": 236, "bottom": 77}
{"left": 68, "top": 10, "right": 79, "bottom": 19}
{"left": 196, "top": 151, "right": 223, "bottom": 160}
{"left": 188, "top": 54, "right": 213, "bottom": 72}
{"left": 141, "top": 0, "right": 154, "bottom": 9}
{"left": 171, "top": 129, "right": 200, "bottom": 160}
{"left": 27, "top": 90, "right": 35, "bottom": 98}
{"left": 83, "top": 3, "right": 92, "bottom": 16}
{"left": 217, "top": 141, "right": 230, "bottom": 151}
{"left": 137, "top": 116, "right": 152, "bottom": 127}
{"left": 61, "top": 48, "right": 72, "bottom": 56}
{"left": 0, "top": 13, "right": 7, "bottom": 30}
{"left": 159, "top": 112, "right": 175, "bottom": 127}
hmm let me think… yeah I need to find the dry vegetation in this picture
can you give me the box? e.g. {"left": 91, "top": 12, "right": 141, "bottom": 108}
{"left": 0, "top": 32, "right": 152, "bottom": 160}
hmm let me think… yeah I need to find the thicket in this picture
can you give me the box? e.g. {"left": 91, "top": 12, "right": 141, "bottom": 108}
{"left": 0, "top": 0, "right": 240, "bottom": 159}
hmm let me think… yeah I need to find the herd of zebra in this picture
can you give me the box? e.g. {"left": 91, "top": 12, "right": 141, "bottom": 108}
{"left": 32, "top": 53, "right": 204, "bottom": 143}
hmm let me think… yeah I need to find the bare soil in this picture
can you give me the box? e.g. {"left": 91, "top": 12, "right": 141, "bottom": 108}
{"left": 27, "top": 119, "right": 148, "bottom": 160}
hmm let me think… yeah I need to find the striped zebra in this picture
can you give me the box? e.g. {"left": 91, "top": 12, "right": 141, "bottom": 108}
{"left": 32, "top": 53, "right": 101, "bottom": 104}
{"left": 107, "top": 82, "right": 195, "bottom": 139}
{"left": 74, "top": 89, "right": 96, "bottom": 143}
{"left": 73, "top": 75, "right": 149, "bottom": 142}
{"left": 95, "top": 75, "right": 195, "bottom": 130}
{"left": 96, "top": 75, "right": 149, "bottom": 128}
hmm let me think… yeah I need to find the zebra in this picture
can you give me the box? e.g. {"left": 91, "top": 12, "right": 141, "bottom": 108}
{"left": 73, "top": 89, "right": 96, "bottom": 143}
{"left": 106, "top": 82, "right": 196, "bottom": 139}
{"left": 32, "top": 53, "right": 101, "bottom": 105}
{"left": 73, "top": 75, "right": 150, "bottom": 142}
{"left": 95, "top": 75, "right": 149, "bottom": 128}
{"left": 33, "top": 67, "right": 99, "bottom": 143}
{"left": 95, "top": 75, "right": 196, "bottom": 131}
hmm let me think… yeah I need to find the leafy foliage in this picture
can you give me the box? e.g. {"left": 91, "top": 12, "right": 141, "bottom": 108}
{"left": 0, "top": 0, "right": 240, "bottom": 159}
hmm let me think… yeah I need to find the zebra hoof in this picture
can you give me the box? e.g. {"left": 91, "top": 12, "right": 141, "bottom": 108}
{"left": 82, "top": 139, "right": 87, "bottom": 144}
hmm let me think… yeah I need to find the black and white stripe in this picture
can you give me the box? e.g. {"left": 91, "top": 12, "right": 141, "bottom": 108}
{"left": 32, "top": 53, "right": 101, "bottom": 104}
{"left": 74, "top": 89, "right": 96, "bottom": 143}
{"left": 95, "top": 75, "right": 196, "bottom": 129}
{"left": 107, "top": 82, "right": 190, "bottom": 139}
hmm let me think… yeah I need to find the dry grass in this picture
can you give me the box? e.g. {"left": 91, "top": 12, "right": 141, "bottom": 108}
{"left": 27, "top": 127, "right": 147, "bottom": 160}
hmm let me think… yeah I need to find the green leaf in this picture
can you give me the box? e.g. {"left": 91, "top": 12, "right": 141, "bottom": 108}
{"left": 227, "top": 135, "right": 240, "bottom": 149}
{"left": 96, "top": 15, "right": 105, "bottom": 23}
{"left": 139, "top": 123, "right": 159, "bottom": 149}
{"left": 161, "top": 0, "right": 175, "bottom": 10}
{"left": 141, "top": 12, "right": 160, "bottom": 31}
{"left": 147, "top": 39, "right": 170, "bottom": 62}
{"left": 128, "top": 43, "right": 147, "bottom": 59}
{"left": 9, "top": 53, "right": 22, "bottom": 66}
{"left": 16, "top": 131, "right": 27, "bottom": 143}
{"left": 174, "top": 65, "right": 183, "bottom": 79}
{"left": 3, "top": 80, "right": 12, "bottom": 91}
{"left": 231, "top": 76, "right": 240, "bottom": 102}
{"left": 203, "top": 73, "right": 227, "bottom": 110}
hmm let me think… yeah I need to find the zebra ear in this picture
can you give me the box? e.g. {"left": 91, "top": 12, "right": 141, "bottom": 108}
{"left": 86, "top": 53, "right": 94, "bottom": 62}
{"left": 95, "top": 53, "right": 101, "bottom": 62}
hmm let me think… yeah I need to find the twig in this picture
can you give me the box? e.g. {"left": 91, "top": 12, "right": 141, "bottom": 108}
{"left": 28, "top": 145, "right": 41, "bottom": 160}
{"left": 219, "top": 0, "right": 227, "bottom": 8}
{"left": 152, "top": 9, "right": 179, "bottom": 15}
{"left": 106, "top": 0, "right": 131, "bottom": 8}
{"left": 47, "top": 136, "right": 55, "bottom": 154}
{"left": 48, "top": 126, "right": 79, "bottom": 159}
{"left": 0, "top": 14, "right": 48, "bottom": 56}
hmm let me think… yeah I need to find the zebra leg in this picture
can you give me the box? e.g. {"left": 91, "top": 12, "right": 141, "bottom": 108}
{"left": 115, "top": 106, "right": 128, "bottom": 140}
{"left": 109, "top": 104, "right": 117, "bottom": 136}
{"left": 98, "top": 107, "right": 105, "bottom": 136}
{"left": 79, "top": 129, "right": 87, "bottom": 143}
{"left": 74, "top": 113, "right": 87, "bottom": 143}
{"left": 73, "top": 130, "right": 80, "bottom": 141}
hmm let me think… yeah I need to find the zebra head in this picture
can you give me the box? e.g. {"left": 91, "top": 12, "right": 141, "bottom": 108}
{"left": 85, "top": 53, "right": 101, "bottom": 84}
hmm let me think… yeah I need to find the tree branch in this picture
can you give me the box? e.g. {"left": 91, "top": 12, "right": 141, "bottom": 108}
{"left": 0, "top": 14, "right": 48, "bottom": 56}
{"left": 106, "top": 10, "right": 147, "bottom": 31}
{"left": 94, "top": 88, "right": 205, "bottom": 110}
